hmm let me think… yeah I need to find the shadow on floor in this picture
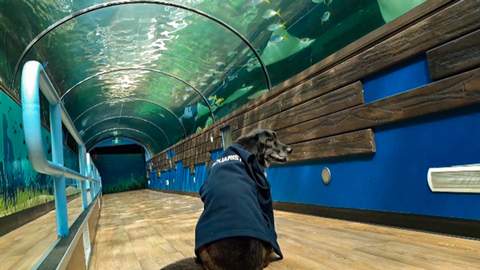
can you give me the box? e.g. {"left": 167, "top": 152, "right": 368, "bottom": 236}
{"left": 161, "top": 258, "right": 204, "bottom": 270}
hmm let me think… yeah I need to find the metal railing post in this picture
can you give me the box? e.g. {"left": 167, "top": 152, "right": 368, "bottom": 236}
{"left": 79, "top": 145, "right": 88, "bottom": 210}
{"left": 87, "top": 154, "right": 95, "bottom": 199}
{"left": 50, "top": 103, "right": 69, "bottom": 237}
{"left": 21, "top": 60, "right": 102, "bottom": 239}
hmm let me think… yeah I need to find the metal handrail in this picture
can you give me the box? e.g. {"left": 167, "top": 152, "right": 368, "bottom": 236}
{"left": 21, "top": 61, "right": 101, "bottom": 183}
{"left": 21, "top": 60, "right": 102, "bottom": 237}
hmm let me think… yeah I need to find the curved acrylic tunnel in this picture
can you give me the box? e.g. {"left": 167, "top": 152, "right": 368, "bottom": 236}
{"left": 3, "top": 0, "right": 382, "bottom": 154}
{"left": 60, "top": 67, "right": 216, "bottom": 122}
{"left": 7, "top": 0, "right": 293, "bottom": 151}
{"left": 80, "top": 116, "right": 170, "bottom": 150}
{"left": 85, "top": 127, "right": 162, "bottom": 151}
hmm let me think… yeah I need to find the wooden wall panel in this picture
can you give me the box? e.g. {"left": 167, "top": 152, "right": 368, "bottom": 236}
{"left": 427, "top": 29, "right": 480, "bottom": 80}
{"left": 233, "top": 81, "right": 364, "bottom": 139}
{"left": 278, "top": 67, "right": 480, "bottom": 145}
{"left": 289, "top": 129, "right": 376, "bottom": 162}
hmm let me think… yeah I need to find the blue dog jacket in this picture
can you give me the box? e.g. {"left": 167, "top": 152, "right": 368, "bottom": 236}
{"left": 195, "top": 144, "right": 283, "bottom": 258}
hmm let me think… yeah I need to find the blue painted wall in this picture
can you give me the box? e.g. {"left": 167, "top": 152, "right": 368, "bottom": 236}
{"left": 363, "top": 55, "right": 431, "bottom": 103}
{"left": 149, "top": 149, "right": 222, "bottom": 192}
{"left": 268, "top": 107, "right": 480, "bottom": 220}
{"left": 148, "top": 56, "right": 480, "bottom": 221}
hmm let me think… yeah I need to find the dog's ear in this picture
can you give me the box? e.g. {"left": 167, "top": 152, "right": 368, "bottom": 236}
{"left": 257, "top": 129, "right": 275, "bottom": 146}
{"left": 236, "top": 132, "right": 256, "bottom": 147}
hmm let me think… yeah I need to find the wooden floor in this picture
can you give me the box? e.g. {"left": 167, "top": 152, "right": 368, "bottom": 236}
{"left": 0, "top": 197, "right": 84, "bottom": 270}
{"left": 90, "top": 190, "right": 480, "bottom": 270}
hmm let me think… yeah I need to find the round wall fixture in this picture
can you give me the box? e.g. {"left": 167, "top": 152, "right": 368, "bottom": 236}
{"left": 322, "top": 167, "right": 331, "bottom": 185}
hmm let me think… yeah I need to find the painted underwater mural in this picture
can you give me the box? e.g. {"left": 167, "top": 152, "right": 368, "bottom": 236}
{"left": 0, "top": 90, "right": 80, "bottom": 217}
{"left": 91, "top": 144, "right": 147, "bottom": 194}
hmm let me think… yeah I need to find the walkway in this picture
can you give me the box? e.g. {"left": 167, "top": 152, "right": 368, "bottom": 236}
{"left": 0, "top": 197, "right": 83, "bottom": 270}
{"left": 89, "top": 190, "right": 480, "bottom": 269}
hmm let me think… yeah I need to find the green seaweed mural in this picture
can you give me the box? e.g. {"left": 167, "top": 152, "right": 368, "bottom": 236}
{"left": 91, "top": 145, "right": 147, "bottom": 194}
{"left": 0, "top": 90, "right": 80, "bottom": 217}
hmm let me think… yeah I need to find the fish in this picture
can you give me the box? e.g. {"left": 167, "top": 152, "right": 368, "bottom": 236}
{"left": 263, "top": 9, "right": 280, "bottom": 19}
{"left": 312, "top": 0, "right": 333, "bottom": 4}
{"left": 215, "top": 97, "right": 224, "bottom": 106}
{"left": 267, "top": 23, "right": 285, "bottom": 31}
{"left": 251, "top": 0, "right": 270, "bottom": 5}
{"left": 223, "top": 85, "right": 254, "bottom": 104}
{"left": 245, "top": 57, "right": 260, "bottom": 72}
{"left": 299, "top": 38, "right": 315, "bottom": 46}
{"left": 321, "top": 11, "right": 331, "bottom": 23}
{"left": 227, "top": 73, "right": 238, "bottom": 81}
{"left": 269, "top": 34, "right": 286, "bottom": 43}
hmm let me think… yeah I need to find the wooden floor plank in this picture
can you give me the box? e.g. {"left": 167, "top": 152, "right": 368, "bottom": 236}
{"left": 89, "top": 190, "right": 480, "bottom": 270}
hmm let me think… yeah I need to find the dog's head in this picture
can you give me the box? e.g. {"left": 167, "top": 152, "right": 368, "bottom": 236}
{"left": 236, "top": 128, "right": 292, "bottom": 168}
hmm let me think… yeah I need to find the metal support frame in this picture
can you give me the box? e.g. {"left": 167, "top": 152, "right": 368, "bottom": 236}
{"left": 86, "top": 153, "right": 98, "bottom": 200}
{"left": 85, "top": 127, "right": 161, "bottom": 151}
{"left": 78, "top": 145, "right": 89, "bottom": 210}
{"left": 11, "top": 1, "right": 272, "bottom": 94}
{"left": 50, "top": 103, "right": 69, "bottom": 236}
{"left": 80, "top": 115, "right": 170, "bottom": 145}
{"left": 91, "top": 135, "right": 155, "bottom": 154}
{"left": 73, "top": 98, "right": 187, "bottom": 138}
{"left": 91, "top": 136, "right": 154, "bottom": 159}
{"left": 21, "top": 61, "right": 101, "bottom": 238}
{"left": 60, "top": 67, "right": 216, "bottom": 122}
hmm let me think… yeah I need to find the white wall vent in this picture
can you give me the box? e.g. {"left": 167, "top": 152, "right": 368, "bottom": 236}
{"left": 428, "top": 164, "right": 480, "bottom": 193}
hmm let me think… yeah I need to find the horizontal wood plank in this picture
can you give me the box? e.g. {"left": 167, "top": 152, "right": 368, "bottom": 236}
{"left": 427, "top": 28, "right": 480, "bottom": 80}
{"left": 233, "top": 82, "right": 364, "bottom": 139}
{"left": 288, "top": 129, "right": 376, "bottom": 162}
{"left": 278, "top": 67, "right": 480, "bottom": 145}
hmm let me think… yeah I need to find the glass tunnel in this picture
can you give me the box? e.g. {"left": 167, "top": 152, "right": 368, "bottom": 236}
{"left": 1, "top": 0, "right": 480, "bottom": 269}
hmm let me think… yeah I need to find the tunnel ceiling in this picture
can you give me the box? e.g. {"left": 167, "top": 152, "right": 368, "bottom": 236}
{"left": 0, "top": 0, "right": 415, "bottom": 154}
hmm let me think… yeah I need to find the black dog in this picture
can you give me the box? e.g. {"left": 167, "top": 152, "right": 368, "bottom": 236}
{"left": 195, "top": 129, "right": 292, "bottom": 270}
